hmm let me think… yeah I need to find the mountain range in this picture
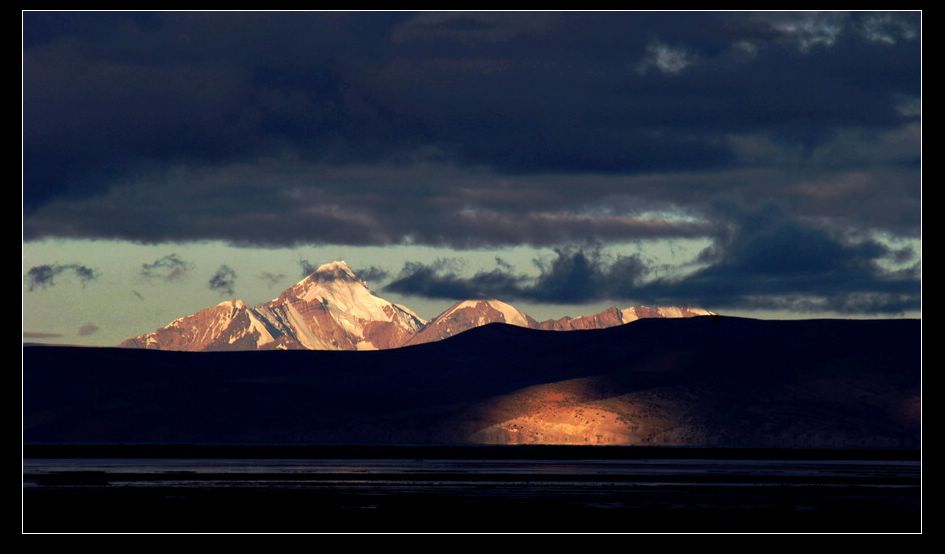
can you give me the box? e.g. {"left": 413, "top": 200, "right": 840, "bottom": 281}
{"left": 120, "top": 260, "right": 713, "bottom": 351}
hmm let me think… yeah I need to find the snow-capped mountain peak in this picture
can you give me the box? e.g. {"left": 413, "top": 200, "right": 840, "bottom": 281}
{"left": 121, "top": 298, "right": 275, "bottom": 351}
{"left": 537, "top": 305, "right": 716, "bottom": 331}
{"left": 120, "top": 260, "right": 715, "bottom": 352}
{"left": 122, "top": 261, "right": 426, "bottom": 352}
{"left": 403, "top": 299, "right": 537, "bottom": 346}
{"left": 306, "top": 260, "right": 358, "bottom": 282}
{"left": 438, "top": 299, "right": 531, "bottom": 328}
{"left": 620, "top": 306, "right": 715, "bottom": 323}
{"left": 278, "top": 261, "right": 422, "bottom": 328}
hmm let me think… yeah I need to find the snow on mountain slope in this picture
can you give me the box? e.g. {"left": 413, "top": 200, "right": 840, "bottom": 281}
{"left": 119, "top": 299, "right": 279, "bottom": 351}
{"left": 403, "top": 299, "right": 537, "bottom": 347}
{"left": 119, "top": 259, "right": 715, "bottom": 352}
{"left": 620, "top": 306, "right": 715, "bottom": 323}
{"left": 261, "top": 260, "right": 424, "bottom": 350}
{"left": 121, "top": 261, "right": 424, "bottom": 352}
{"left": 537, "top": 306, "right": 626, "bottom": 331}
{"left": 539, "top": 305, "right": 716, "bottom": 331}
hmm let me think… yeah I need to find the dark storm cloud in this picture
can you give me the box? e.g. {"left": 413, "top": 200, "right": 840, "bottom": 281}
{"left": 77, "top": 323, "right": 100, "bottom": 336}
{"left": 529, "top": 249, "right": 650, "bottom": 303}
{"left": 23, "top": 163, "right": 721, "bottom": 246}
{"left": 208, "top": 265, "right": 237, "bottom": 296}
{"left": 754, "top": 11, "right": 848, "bottom": 51}
{"left": 887, "top": 246, "right": 916, "bottom": 265}
{"left": 25, "top": 263, "right": 97, "bottom": 291}
{"left": 140, "top": 253, "right": 192, "bottom": 281}
{"left": 354, "top": 265, "right": 389, "bottom": 283}
{"left": 385, "top": 248, "right": 648, "bottom": 303}
{"left": 299, "top": 259, "right": 316, "bottom": 278}
{"left": 259, "top": 271, "right": 286, "bottom": 288}
{"left": 386, "top": 258, "right": 530, "bottom": 300}
{"left": 23, "top": 11, "right": 921, "bottom": 247}
{"left": 636, "top": 206, "right": 920, "bottom": 313}
{"left": 858, "top": 12, "right": 919, "bottom": 45}
{"left": 636, "top": 40, "right": 695, "bottom": 75}
{"left": 386, "top": 207, "right": 919, "bottom": 314}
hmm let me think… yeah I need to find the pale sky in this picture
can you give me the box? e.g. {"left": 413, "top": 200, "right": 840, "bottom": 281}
{"left": 23, "top": 236, "right": 919, "bottom": 347}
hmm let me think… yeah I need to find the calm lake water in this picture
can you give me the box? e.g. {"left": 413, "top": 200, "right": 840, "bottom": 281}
{"left": 25, "top": 457, "right": 919, "bottom": 481}
{"left": 24, "top": 456, "right": 920, "bottom": 532}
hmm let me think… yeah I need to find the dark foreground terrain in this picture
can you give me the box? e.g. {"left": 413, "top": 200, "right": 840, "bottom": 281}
{"left": 23, "top": 317, "right": 921, "bottom": 531}
{"left": 24, "top": 317, "right": 920, "bottom": 446}
{"left": 24, "top": 446, "right": 919, "bottom": 532}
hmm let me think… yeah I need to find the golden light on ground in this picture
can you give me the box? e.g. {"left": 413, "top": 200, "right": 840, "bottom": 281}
{"left": 465, "top": 377, "right": 695, "bottom": 445}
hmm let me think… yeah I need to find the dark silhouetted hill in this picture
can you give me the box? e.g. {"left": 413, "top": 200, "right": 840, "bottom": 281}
{"left": 24, "top": 316, "right": 920, "bottom": 447}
